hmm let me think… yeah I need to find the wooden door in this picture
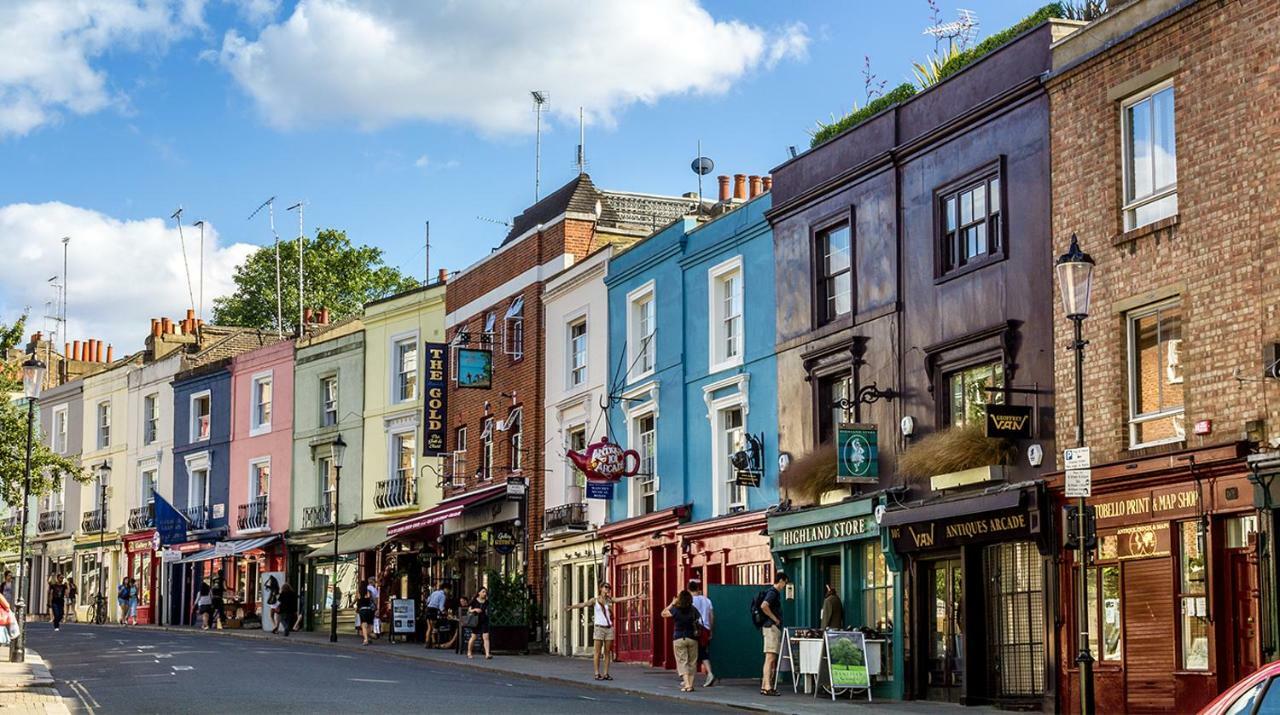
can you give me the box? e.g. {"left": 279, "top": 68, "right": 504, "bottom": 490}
{"left": 1226, "top": 547, "right": 1260, "bottom": 683}
{"left": 1123, "top": 558, "right": 1175, "bottom": 713}
{"left": 924, "top": 557, "right": 965, "bottom": 703}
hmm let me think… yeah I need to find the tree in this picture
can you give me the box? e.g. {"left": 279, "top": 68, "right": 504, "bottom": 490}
{"left": 0, "top": 315, "right": 87, "bottom": 550}
{"left": 212, "top": 229, "right": 421, "bottom": 330}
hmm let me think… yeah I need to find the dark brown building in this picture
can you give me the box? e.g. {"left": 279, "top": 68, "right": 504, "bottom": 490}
{"left": 767, "top": 17, "right": 1080, "bottom": 708}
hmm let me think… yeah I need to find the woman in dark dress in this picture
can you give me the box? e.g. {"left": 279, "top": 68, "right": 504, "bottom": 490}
{"left": 466, "top": 587, "right": 491, "bottom": 659}
{"left": 356, "top": 586, "right": 375, "bottom": 645}
{"left": 277, "top": 582, "right": 300, "bottom": 636}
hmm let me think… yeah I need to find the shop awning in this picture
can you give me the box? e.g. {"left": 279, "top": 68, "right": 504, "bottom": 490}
{"left": 176, "top": 534, "right": 279, "bottom": 563}
{"left": 879, "top": 486, "right": 1025, "bottom": 528}
{"left": 386, "top": 484, "right": 507, "bottom": 539}
{"left": 305, "top": 522, "right": 391, "bottom": 560}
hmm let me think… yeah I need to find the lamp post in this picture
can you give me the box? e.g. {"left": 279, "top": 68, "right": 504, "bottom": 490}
{"left": 1056, "top": 233, "right": 1095, "bottom": 715}
{"left": 95, "top": 461, "right": 110, "bottom": 625}
{"left": 9, "top": 354, "right": 45, "bottom": 662}
{"left": 328, "top": 434, "right": 346, "bottom": 643}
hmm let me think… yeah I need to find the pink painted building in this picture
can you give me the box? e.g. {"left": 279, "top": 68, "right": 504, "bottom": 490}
{"left": 226, "top": 339, "right": 293, "bottom": 610}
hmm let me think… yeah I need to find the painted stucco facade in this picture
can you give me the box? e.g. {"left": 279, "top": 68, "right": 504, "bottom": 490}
{"left": 228, "top": 340, "right": 295, "bottom": 538}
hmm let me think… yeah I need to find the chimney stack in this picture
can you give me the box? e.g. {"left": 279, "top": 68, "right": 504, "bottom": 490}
{"left": 95, "top": 340, "right": 104, "bottom": 362}
{"left": 717, "top": 175, "right": 731, "bottom": 202}
{"left": 72, "top": 340, "right": 81, "bottom": 361}
{"left": 64, "top": 342, "right": 70, "bottom": 360}
{"left": 319, "top": 307, "right": 330, "bottom": 325}
{"left": 749, "top": 175, "right": 762, "bottom": 199}
{"left": 304, "top": 307, "right": 314, "bottom": 323}
{"left": 762, "top": 176, "right": 773, "bottom": 192}
{"left": 438, "top": 268, "right": 449, "bottom": 284}
{"left": 733, "top": 174, "right": 747, "bottom": 200}
{"left": 160, "top": 317, "right": 171, "bottom": 335}
{"left": 106, "top": 345, "right": 114, "bottom": 363}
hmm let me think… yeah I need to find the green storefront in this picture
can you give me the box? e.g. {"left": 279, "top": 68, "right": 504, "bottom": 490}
{"left": 767, "top": 497, "right": 904, "bottom": 701}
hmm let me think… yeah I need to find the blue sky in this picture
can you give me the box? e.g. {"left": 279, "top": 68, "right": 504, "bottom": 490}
{"left": 0, "top": 0, "right": 1045, "bottom": 352}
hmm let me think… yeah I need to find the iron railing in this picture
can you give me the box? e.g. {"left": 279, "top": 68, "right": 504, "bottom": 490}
{"left": 236, "top": 496, "right": 269, "bottom": 532}
{"left": 127, "top": 504, "right": 154, "bottom": 531}
{"left": 544, "top": 502, "right": 589, "bottom": 534}
{"left": 184, "top": 505, "right": 210, "bottom": 530}
{"left": 38, "top": 509, "right": 64, "bottom": 534}
{"left": 81, "top": 508, "right": 107, "bottom": 533}
{"left": 303, "top": 493, "right": 335, "bottom": 529}
{"left": 374, "top": 477, "right": 416, "bottom": 511}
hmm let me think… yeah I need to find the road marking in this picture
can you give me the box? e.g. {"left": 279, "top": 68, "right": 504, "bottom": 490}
{"left": 172, "top": 665, "right": 194, "bottom": 671}
{"left": 66, "top": 680, "right": 99, "bottom": 714}
{"left": 348, "top": 678, "right": 399, "bottom": 684}
{"left": 152, "top": 653, "right": 173, "bottom": 659}
{"left": 135, "top": 645, "right": 156, "bottom": 650}
{"left": 137, "top": 673, "right": 173, "bottom": 678}
{"left": 579, "top": 696, "right": 599, "bottom": 701}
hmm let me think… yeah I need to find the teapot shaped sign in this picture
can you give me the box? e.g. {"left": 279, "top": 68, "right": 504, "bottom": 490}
{"left": 567, "top": 436, "right": 641, "bottom": 483}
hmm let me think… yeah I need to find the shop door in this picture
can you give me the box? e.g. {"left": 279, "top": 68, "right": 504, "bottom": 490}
{"left": 813, "top": 555, "right": 841, "bottom": 628}
{"left": 707, "top": 584, "right": 764, "bottom": 678}
{"left": 1123, "top": 558, "right": 1175, "bottom": 713}
{"left": 570, "top": 562, "right": 597, "bottom": 657}
{"left": 1226, "top": 546, "right": 1260, "bottom": 684}
{"left": 924, "top": 557, "right": 964, "bottom": 703}
{"left": 615, "top": 563, "right": 651, "bottom": 662}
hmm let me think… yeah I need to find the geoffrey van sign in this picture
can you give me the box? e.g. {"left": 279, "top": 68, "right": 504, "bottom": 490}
{"left": 890, "top": 509, "right": 1033, "bottom": 552}
{"left": 775, "top": 517, "right": 871, "bottom": 549}
{"left": 422, "top": 342, "right": 449, "bottom": 456}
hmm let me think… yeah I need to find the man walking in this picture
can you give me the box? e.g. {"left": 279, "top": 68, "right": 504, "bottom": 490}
{"left": 688, "top": 580, "right": 716, "bottom": 687}
{"left": 47, "top": 574, "right": 67, "bottom": 632}
{"left": 210, "top": 575, "right": 226, "bottom": 629}
{"left": 758, "top": 572, "right": 788, "bottom": 696}
{"left": 424, "top": 582, "right": 448, "bottom": 647}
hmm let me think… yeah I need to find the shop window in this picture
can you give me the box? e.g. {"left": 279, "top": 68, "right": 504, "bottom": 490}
{"left": 734, "top": 562, "right": 772, "bottom": 586}
{"left": 79, "top": 552, "right": 102, "bottom": 607}
{"left": 1085, "top": 547, "right": 1123, "bottom": 663}
{"left": 986, "top": 542, "right": 1045, "bottom": 697}
{"left": 863, "top": 542, "right": 895, "bottom": 645}
{"left": 1122, "top": 82, "right": 1177, "bottom": 230}
{"left": 947, "top": 361, "right": 1004, "bottom": 427}
{"left": 1227, "top": 515, "right": 1259, "bottom": 549}
{"left": 815, "top": 223, "right": 852, "bottom": 325}
{"left": 1126, "top": 300, "right": 1184, "bottom": 448}
{"left": 1179, "top": 520, "right": 1210, "bottom": 670}
{"left": 617, "top": 563, "right": 651, "bottom": 656}
{"left": 816, "top": 373, "right": 852, "bottom": 445}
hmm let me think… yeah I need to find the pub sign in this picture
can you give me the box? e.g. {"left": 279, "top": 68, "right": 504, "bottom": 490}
{"left": 423, "top": 342, "right": 449, "bottom": 455}
{"left": 837, "top": 423, "right": 878, "bottom": 484}
{"left": 456, "top": 348, "right": 493, "bottom": 389}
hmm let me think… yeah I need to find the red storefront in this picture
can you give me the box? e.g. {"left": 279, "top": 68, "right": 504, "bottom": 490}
{"left": 675, "top": 511, "right": 773, "bottom": 590}
{"left": 124, "top": 531, "right": 160, "bottom": 625}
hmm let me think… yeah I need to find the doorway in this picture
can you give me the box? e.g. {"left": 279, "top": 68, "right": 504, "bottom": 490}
{"left": 924, "top": 557, "right": 964, "bottom": 703}
{"left": 1224, "top": 515, "right": 1261, "bottom": 685}
{"left": 814, "top": 554, "right": 841, "bottom": 628}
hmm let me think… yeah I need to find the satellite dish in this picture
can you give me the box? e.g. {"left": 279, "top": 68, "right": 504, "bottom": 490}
{"left": 690, "top": 156, "right": 715, "bottom": 176}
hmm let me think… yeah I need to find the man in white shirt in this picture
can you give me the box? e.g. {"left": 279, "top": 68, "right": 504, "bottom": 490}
{"left": 425, "top": 582, "right": 448, "bottom": 647}
{"left": 689, "top": 580, "right": 716, "bottom": 687}
{"left": 366, "top": 578, "right": 382, "bottom": 638}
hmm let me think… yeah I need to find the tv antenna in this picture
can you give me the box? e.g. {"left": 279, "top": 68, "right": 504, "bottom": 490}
{"left": 248, "top": 196, "right": 283, "bottom": 337}
{"left": 287, "top": 201, "right": 306, "bottom": 334}
{"left": 574, "top": 106, "right": 587, "bottom": 175}
{"left": 476, "top": 216, "right": 513, "bottom": 228}
{"left": 192, "top": 221, "right": 206, "bottom": 324}
{"left": 690, "top": 141, "right": 714, "bottom": 212}
{"left": 531, "top": 91, "right": 549, "bottom": 201}
{"left": 170, "top": 206, "right": 197, "bottom": 316}
{"left": 924, "top": 8, "right": 980, "bottom": 52}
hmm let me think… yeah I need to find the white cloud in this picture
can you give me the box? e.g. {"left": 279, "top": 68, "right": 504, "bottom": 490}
{"left": 0, "top": 202, "right": 256, "bottom": 355}
{"left": 225, "top": 0, "right": 280, "bottom": 24}
{"left": 0, "top": 0, "right": 205, "bottom": 137}
{"left": 219, "top": 0, "right": 809, "bottom": 134}
{"left": 414, "top": 154, "right": 430, "bottom": 168}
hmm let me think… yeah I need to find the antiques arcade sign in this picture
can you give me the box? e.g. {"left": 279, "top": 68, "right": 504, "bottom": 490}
{"left": 422, "top": 342, "right": 449, "bottom": 455}
{"left": 890, "top": 508, "right": 1034, "bottom": 552}
{"left": 774, "top": 517, "right": 871, "bottom": 549}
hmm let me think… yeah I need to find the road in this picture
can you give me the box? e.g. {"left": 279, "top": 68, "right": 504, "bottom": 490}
{"left": 28, "top": 623, "right": 711, "bottom": 714}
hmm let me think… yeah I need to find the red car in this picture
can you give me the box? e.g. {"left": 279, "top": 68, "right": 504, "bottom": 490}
{"left": 1200, "top": 661, "right": 1280, "bottom": 715}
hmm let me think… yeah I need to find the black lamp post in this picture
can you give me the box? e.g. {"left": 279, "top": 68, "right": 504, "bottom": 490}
{"left": 1056, "top": 233, "right": 1095, "bottom": 715}
{"left": 95, "top": 461, "right": 110, "bottom": 625}
{"left": 9, "top": 354, "right": 45, "bottom": 662}
{"left": 328, "top": 434, "right": 346, "bottom": 643}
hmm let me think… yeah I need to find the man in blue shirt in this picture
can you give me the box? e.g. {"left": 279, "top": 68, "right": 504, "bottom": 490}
{"left": 425, "top": 582, "right": 448, "bottom": 647}
{"left": 760, "top": 572, "right": 789, "bottom": 696}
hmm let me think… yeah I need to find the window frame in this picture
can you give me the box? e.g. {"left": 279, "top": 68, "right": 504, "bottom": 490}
{"left": 320, "top": 375, "right": 339, "bottom": 428}
{"left": 944, "top": 359, "right": 1006, "bottom": 428}
{"left": 1125, "top": 298, "right": 1186, "bottom": 449}
{"left": 51, "top": 404, "right": 68, "bottom": 454}
{"left": 862, "top": 541, "right": 895, "bottom": 636}
{"left": 708, "top": 255, "right": 745, "bottom": 373}
{"left": 97, "top": 400, "right": 111, "bottom": 449}
{"left": 248, "top": 456, "right": 271, "bottom": 500}
{"left": 711, "top": 400, "right": 747, "bottom": 515}
{"left": 814, "top": 371, "right": 852, "bottom": 446}
{"left": 452, "top": 426, "right": 468, "bottom": 487}
{"left": 627, "top": 281, "right": 657, "bottom": 384}
{"left": 506, "top": 408, "right": 523, "bottom": 473}
{"left": 249, "top": 371, "right": 273, "bottom": 436}
{"left": 629, "top": 406, "right": 658, "bottom": 518}
{"left": 813, "top": 216, "right": 853, "bottom": 326}
{"left": 189, "top": 390, "right": 212, "bottom": 443}
{"left": 184, "top": 452, "right": 210, "bottom": 511}
{"left": 565, "top": 423, "right": 589, "bottom": 501}
{"left": 140, "top": 467, "right": 158, "bottom": 507}
{"left": 481, "top": 417, "right": 494, "bottom": 481}
{"left": 934, "top": 158, "right": 1006, "bottom": 281}
{"left": 568, "top": 315, "right": 589, "bottom": 388}
{"left": 503, "top": 296, "right": 525, "bottom": 360}
{"left": 1121, "top": 80, "right": 1178, "bottom": 231}
{"left": 143, "top": 393, "right": 160, "bottom": 446}
{"left": 391, "top": 332, "right": 419, "bottom": 404}
{"left": 1177, "top": 519, "right": 1210, "bottom": 671}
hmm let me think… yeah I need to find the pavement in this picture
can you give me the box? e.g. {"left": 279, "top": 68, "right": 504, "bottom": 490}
{"left": 0, "top": 646, "right": 74, "bottom": 714}
{"left": 32, "top": 621, "right": 1003, "bottom": 715}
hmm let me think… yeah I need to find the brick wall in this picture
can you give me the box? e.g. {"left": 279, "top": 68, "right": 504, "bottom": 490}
{"left": 1048, "top": 0, "right": 1280, "bottom": 466}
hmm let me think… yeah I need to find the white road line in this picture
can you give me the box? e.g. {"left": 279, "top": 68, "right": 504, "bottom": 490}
{"left": 348, "top": 678, "right": 399, "bottom": 684}
{"left": 172, "top": 665, "right": 195, "bottom": 671}
{"left": 66, "top": 680, "right": 99, "bottom": 714}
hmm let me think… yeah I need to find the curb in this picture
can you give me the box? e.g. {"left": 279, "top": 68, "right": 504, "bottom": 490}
{"left": 84, "top": 623, "right": 770, "bottom": 713}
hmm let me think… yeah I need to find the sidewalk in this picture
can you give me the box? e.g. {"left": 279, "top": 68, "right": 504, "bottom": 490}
{"left": 0, "top": 649, "right": 72, "bottom": 714}
{"left": 132, "top": 623, "right": 999, "bottom": 714}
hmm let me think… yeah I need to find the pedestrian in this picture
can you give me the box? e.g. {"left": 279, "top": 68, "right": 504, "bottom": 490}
{"left": 0, "top": 571, "right": 12, "bottom": 603}
{"left": 820, "top": 582, "right": 844, "bottom": 630}
{"left": 210, "top": 575, "right": 226, "bottom": 629}
{"left": 47, "top": 574, "right": 67, "bottom": 632}
{"left": 0, "top": 590, "right": 18, "bottom": 646}
{"left": 366, "top": 576, "right": 382, "bottom": 639}
{"left": 689, "top": 580, "right": 716, "bottom": 687}
{"left": 117, "top": 576, "right": 131, "bottom": 624}
{"left": 424, "top": 581, "right": 448, "bottom": 648}
{"left": 65, "top": 578, "right": 77, "bottom": 623}
{"left": 451, "top": 595, "right": 470, "bottom": 654}
{"left": 567, "top": 582, "right": 640, "bottom": 681}
{"left": 264, "top": 575, "right": 280, "bottom": 633}
{"left": 195, "top": 578, "right": 213, "bottom": 629}
{"left": 126, "top": 577, "right": 139, "bottom": 626}
{"left": 465, "top": 587, "right": 491, "bottom": 659}
{"left": 277, "top": 582, "right": 300, "bottom": 637}
{"left": 356, "top": 585, "right": 375, "bottom": 645}
{"left": 757, "top": 571, "right": 789, "bottom": 697}
{"left": 662, "top": 589, "right": 700, "bottom": 692}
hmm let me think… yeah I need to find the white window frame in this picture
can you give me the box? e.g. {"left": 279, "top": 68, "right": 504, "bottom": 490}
{"left": 1126, "top": 298, "right": 1186, "bottom": 449}
{"left": 140, "top": 466, "right": 158, "bottom": 507}
{"left": 452, "top": 426, "right": 468, "bottom": 487}
{"left": 567, "top": 313, "right": 589, "bottom": 389}
{"left": 481, "top": 417, "right": 495, "bottom": 480}
{"left": 248, "top": 456, "right": 271, "bottom": 500}
{"left": 391, "top": 332, "right": 419, "bottom": 404}
{"left": 707, "top": 256, "right": 744, "bottom": 373}
{"left": 317, "top": 454, "right": 335, "bottom": 505}
{"left": 564, "top": 423, "right": 589, "bottom": 503}
{"left": 320, "top": 375, "right": 339, "bottom": 427}
{"left": 627, "top": 403, "right": 659, "bottom": 518}
{"left": 387, "top": 427, "right": 417, "bottom": 501}
{"left": 1121, "top": 80, "right": 1178, "bottom": 231}
{"left": 507, "top": 408, "right": 523, "bottom": 472}
{"left": 143, "top": 393, "right": 160, "bottom": 446}
{"left": 184, "top": 452, "right": 211, "bottom": 511}
{"left": 704, "top": 375, "right": 750, "bottom": 516}
{"left": 97, "top": 400, "right": 111, "bottom": 449}
{"left": 189, "top": 390, "right": 212, "bottom": 443}
{"left": 503, "top": 296, "right": 525, "bottom": 359}
{"left": 51, "top": 405, "right": 68, "bottom": 454}
{"left": 627, "top": 281, "right": 657, "bottom": 384}
{"left": 248, "top": 370, "right": 273, "bottom": 436}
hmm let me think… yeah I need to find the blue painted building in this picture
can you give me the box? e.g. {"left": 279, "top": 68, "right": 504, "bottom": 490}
{"left": 601, "top": 191, "right": 779, "bottom": 672}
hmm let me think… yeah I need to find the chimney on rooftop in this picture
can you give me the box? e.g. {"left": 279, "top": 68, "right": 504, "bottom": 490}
{"left": 749, "top": 175, "right": 762, "bottom": 199}
{"left": 733, "top": 174, "right": 747, "bottom": 201}
{"left": 106, "top": 345, "right": 114, "bottom": 363}
{"left": 717, "top": 175, "right": 731, "bottom": 202}
{"left": 72, "top": 340, "right": 81, "bottom": 361}
{"left": 762, "top": 176, "right": 772, "bottom": 192}
{"left": 438, "top": 268, "right": 449, "bottom": 284}
{"left": 319, "top": 307, "right": 330, "bottom": 325}
{"left": 304, "top": 307, "right": 314, "bottom": 323}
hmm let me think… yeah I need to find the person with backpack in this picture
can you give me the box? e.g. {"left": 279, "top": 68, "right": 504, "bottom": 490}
{"left": 754, "top": 571, "right": 789, "bottom": 697}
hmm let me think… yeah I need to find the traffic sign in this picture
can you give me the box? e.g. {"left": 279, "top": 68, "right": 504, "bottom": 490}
{"left": 1065, "top": 469, "right": 1092, "bottom": 498}
{"left": 1063, "top": 447, "right": 1091, "bottom": 470}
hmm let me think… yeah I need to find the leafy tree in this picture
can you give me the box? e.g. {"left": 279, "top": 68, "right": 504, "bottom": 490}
{"left": 0, "top": 315, "right": 87, "bottom": 550}
{"left": 212, "top": 229, "right": 421, "bottom": 330}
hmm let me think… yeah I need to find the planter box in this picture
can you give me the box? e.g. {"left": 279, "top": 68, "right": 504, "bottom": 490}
{"left": 930, "top": 464, "right": 1007, "bottom": 491}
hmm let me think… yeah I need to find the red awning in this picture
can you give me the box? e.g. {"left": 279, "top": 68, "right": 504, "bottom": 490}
{"left": 386, "top": 484, "right": 507, "bottom": 539}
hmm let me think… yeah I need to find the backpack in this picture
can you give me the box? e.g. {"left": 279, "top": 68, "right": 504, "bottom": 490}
{"left": 749, "top": 588, "right": 770, "bottom": 629}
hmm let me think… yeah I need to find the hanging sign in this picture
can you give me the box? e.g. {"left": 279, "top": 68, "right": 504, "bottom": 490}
{"left": 456, "top": 348, "right": 493, "bottom": 389}
{"left": 161, "top": 548, "right": 183, "bottom": 563}
{"left": 423, "top": 342, "right": 449, "bottom": 455}
{"left": 493, "top": 528, "right": 517, "bottom": 555}
{"left": 567, "top": 436, "right": 640, "bottom": 483}
{"left": 505, "top": 476, "right": 527, "bottom": 499}
{"left": 391, "top": 598, "right": 416, "bottom": 635}
{"left": 825, "top": 630, "right": 872, "bottom": 691}
{"left": 836, "top": 424, "right": 878, "bottom": 483}
{"left": 985, "top": 404, "right": 1033, "bottom": 439}
{"left": 585, "top": 481, "right": 615, "bottom": 500}
{"left": 213, "top": 541, "right": 235, "bottom": 557}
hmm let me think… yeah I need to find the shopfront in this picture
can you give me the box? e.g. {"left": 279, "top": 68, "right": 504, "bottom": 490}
{"left": 599, "top": 505, "right": 690, "bottom": 667}
{"left": 303, "top": 521, "right": 393, "bottom": 633}
{"left": 74, "top": 534, "right": 120, "bottom": 622}
{"left": 883, "top": 483, "right": 1051, "bottom": 709}
{"left": 1053, "top": 443, "right": 1261, "bottom": 714}
{"left": 768, "top": 498, "right": 903, "bottom": 700}
{"left": 538, "top": 530, "right": 604, "bottom": 658}
{"left": 171, "top": 535, "right": 284, "bottom": 627}
{"left": 123, "top": 531, "right": 159, "bottom": 624}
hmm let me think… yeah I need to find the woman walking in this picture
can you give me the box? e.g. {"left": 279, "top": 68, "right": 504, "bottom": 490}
{"left": 566, "top": 582, "right": 640, "bottom": 681}
{"left": 126, "top": 578, "right": 139, "bottom": 626}
{"left": 277, "top": 582, "right": 300, "bottom": 637}
{"left": 194, "top": 578, "right": 213, "bottom": 629}
{"left": 465, "top": 587, "right": 491, "bottom": 659}
{"left": 663, "top": 589, "right": 700, "bottom": 693}
{"left": 356, "top": 585, "right": 375, "bottom": 645}
{"left": 264, "top": 575, "right": 280, "bottom": 633}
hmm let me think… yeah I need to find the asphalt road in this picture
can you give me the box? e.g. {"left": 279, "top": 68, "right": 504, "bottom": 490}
{"left": 28, "top": 623, "right": 711, "bottom": 714}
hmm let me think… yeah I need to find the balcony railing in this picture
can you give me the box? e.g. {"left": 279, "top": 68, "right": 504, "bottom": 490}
{"left": 303, "top": 493, "right": 335, "bottom": 529}
{"left": 128, "top": 504, "right": 154, "bottom": 531}
{"left": 236, "top": 496, "right": 269, "bottom": 532}
{"left": 38, "top": 509, "right": 64, "bottom": 534}
{"left": 374, "top": 477, "right": 416, "bottom": 511}
{"left": 184, "top": 505, "right": 210, "bottom": 530}
{"left": 2, "top": 510, "right": 21, "bottom": 532}
{"left": 81, "top": 508, "right": 107, "bottom": 533}
{"left": 544, "top": 502, "right": 589, "bottom": 534}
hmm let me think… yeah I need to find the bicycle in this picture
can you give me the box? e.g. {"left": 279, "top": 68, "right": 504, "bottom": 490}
{"left": 91, "top": 594, "right": 107, "bottom": 625}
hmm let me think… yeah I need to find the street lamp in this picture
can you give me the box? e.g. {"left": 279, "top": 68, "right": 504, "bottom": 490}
{"left": 1056, "top": 233, "right": 1095, "bottom": 715}
{"left": 328, "top": 434, "right": 346, "bottom": 643}
{"left": 95, "top": 461, "right": 110, "bottom": 626}
{"left": 9, "top": 354, "right": 45, "bottom": 663}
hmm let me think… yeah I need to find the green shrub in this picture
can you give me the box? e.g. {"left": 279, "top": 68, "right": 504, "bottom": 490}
{"left": 809, "top": 83, "right": 917, "bottom": 148}
{"left": 932, "top": 3, "right": 1064, "bottom": 84}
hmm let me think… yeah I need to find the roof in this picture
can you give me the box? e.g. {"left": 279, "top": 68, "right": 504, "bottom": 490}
{"left": 501, "top": 173, "right": 702, "bottom": 245}
{"left": 187, "top": 327, "right": 281, "bottom": 368}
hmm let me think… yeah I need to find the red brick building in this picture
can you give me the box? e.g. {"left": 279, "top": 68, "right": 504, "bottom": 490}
{"left": 1046, "top": 1, "right": 1280, "bottom": 711}
{"left": 434, "top": 174, "right": 696, "bottom": 646}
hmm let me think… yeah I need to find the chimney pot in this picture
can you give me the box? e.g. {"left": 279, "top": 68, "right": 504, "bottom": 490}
{"left": 64, "top": 342, "right": 70, "bottom": 360}
{"left": 762, "top": 176, "right": 773, "bottom": 192}
{"left": 733, "top": 174, "right": 747, "bottom": 200}
{"left": 438, "top": 268, "right": 448, "bottom": 283}
{"left": 96, "top": 340, "right": 104, "bottom": 362}
{"left": 106, "top": 345, "right": 114, "bottom": 363}
{"left": 304, "top": 307, "right": 314, "bottom": 323}
{"left": 72, "top": 340, "right": 81, "bottom": 361}
{"left": 86, "top": 340, "right": 94, "bottom": 363}
{"left": 186, "top": 309, "right": 195, "bottom": 322}
{"left": 319, "top": 307, "right": 330, "bottom": 325}
{"left": 749, "top": 175, "right": 762, "bottom": 199}
{"left": 150, "top": 319, "right": 159, "bottom": 337}
{"left": 717, "top": 175, "right": 731, "bottom": 202}
{"left": 160, "top": 317, "right": 171, "bottom": 334}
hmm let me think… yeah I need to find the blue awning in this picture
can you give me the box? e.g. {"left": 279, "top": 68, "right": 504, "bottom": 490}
{"left": 176, "top": 535, "right": 279, "bottom": 563}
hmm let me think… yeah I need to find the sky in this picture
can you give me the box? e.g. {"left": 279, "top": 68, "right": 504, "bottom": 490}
{"left": 0, "top": 0, "right": 1046, "bottom": 354}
